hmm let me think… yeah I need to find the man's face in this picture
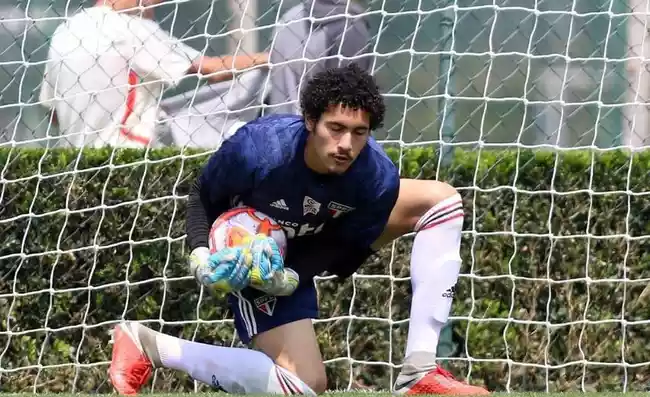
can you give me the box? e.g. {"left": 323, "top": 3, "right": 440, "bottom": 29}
{"left": 305, "top": 104, "right": 371, "bottom": 175}
{"left": 105, "top": 0, "right": 161, "bottom": 17}
{"left": 139, "top": 0, "right": 161, "bottom": 17}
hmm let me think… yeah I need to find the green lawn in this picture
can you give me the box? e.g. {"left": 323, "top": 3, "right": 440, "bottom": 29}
{"left": 2, "top": 393, "right": 649, "bottom": 397}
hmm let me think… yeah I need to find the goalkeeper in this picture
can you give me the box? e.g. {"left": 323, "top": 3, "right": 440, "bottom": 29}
{"left": 108, "top": 64, "right": 490, "bottom": 396}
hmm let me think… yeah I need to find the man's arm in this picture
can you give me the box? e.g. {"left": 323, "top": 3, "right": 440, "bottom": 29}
{"left": 186, "top": 178, "right": 222, "bottom": 251}
{"left": 189, "top": 53, "right": 268, "bottom": 85}
{"left": 128, "top": 18, "right": 268, "bottom": 87}
{"left": 185, "top": 126, "right": 256, "bottom": 250}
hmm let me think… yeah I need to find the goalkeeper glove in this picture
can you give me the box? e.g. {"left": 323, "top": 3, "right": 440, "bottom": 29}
{"left": 189, "top": 246, "right": 210, "bottom": 281}
{"left": 189, "top": 246, "right": 253, "bottom": 296}
{"left": 247, "top": 234, "right": 300, "bottom": 296}
{"left": 189, "top": 235, "right": 299, "bottom": 297}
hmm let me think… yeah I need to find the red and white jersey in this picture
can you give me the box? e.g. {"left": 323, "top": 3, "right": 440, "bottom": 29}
{"left": 38, "top": 6, "right": 200, "bottom": 148}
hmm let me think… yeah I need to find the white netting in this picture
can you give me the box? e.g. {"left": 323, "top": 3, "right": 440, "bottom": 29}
{"left": 2, "top": 0, "right": 650, "bottom": 393}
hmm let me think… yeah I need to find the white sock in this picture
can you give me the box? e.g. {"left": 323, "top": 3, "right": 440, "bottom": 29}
{"left": 146, "top": 328, "right": 315, "bottom": 395}
{"left": 405, "top": 193, "right": 464, "bottom": 360}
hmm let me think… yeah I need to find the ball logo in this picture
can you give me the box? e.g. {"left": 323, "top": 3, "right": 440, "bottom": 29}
{"left": 210, "top": 207, "right": 287, "bottom": 257}
{"left": 225, "top": 224, "right": 251, "bottom": 247}
{"left": 255, "top": 217, "right": 283, "bottom": 235}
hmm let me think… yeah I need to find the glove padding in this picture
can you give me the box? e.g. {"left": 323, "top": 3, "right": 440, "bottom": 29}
{"left": 245, "top": 235, "right": 298, "bottom": 296}
{"left": 191, "top": 245, "right": 253, "bottom": 296}
{"left": 247, "top": 235, "right": 284, "bottom": 286}
{"left": 203, "top": 246, "right": 254, "bottom": 294}
{"left": 189, "top": 247, "right": 211, "bottom": 281}
{"left": 252, "top": 266, "right": 300, "bottom": 296}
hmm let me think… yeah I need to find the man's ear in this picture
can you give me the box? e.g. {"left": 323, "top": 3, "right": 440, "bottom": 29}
{"left": 305, "top": 117, "right": 315, "bottom": 133}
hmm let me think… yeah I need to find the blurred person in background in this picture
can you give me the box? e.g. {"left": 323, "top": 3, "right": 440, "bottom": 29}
{"left": 162, "top": 0, "right": 373, "bottom": 148}
{"left": 38, "top": 0, "right": 268, "bottom": 148}
{"left": 265, "top": 0, "right": 373, "bottom": 115}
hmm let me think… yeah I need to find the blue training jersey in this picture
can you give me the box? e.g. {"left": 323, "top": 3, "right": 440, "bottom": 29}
{"left": 198, "top": 114, "right": 400, "bottom": 273}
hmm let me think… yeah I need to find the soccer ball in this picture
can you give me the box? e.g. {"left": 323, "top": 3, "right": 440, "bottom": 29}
{"left": 208, "top": 206, "right": 288, "bottom": 258}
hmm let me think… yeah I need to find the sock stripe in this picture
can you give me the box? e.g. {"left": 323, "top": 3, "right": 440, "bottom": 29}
{"left": 281, "top": 370, "right": 303, "bottom": 395}
{"left": 419, "top": 212, "right": 464, "bottom": 231}
{"left": 415, "top": 201, "right": 463, "bottom": 231}
{"left": 417, "top": 201, "right": 462, "bottom": 227}
{"left": 426, "top": 204, "right": 463, "bottom": 224}
{"left": 275, "top": 366, "right": 303, "bottom": 395}
{"left": 434, "top": 199, "right": 463, "bottom": 216}
{"left": 274, "top": 367, "right": 291, "bottom": 395}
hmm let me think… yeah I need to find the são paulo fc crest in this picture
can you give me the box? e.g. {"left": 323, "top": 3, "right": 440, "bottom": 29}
{"left": 254, "top": 295, "right": 277, "bottom": 316}
{"left": 327, "top": 201, "right": 355, "bottom": 218}
{"left": 303, "top": 196, "right": 321, "bottom": 215}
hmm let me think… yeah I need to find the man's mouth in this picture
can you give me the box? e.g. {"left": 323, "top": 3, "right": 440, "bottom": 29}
{"left": 332, "top": 155, "right": 350, "bottom": 164}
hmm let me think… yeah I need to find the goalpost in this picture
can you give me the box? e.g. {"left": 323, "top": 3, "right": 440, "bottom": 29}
{"left": 2, "top": 0, "right": 650, "bottom": 393}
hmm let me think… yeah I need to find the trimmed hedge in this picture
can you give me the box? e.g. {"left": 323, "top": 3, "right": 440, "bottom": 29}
{"left": 2, "top": 146, "right": 650, "bottom": 393}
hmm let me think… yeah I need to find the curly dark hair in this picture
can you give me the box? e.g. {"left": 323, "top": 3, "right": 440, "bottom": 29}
{"left": 300, "top": 63, "right": 385, "bottom": 131}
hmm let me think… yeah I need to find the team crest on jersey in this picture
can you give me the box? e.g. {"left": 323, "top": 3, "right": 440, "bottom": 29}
{"left": 254, "top": 295, "right": 277, "bottom": 316}
{"left": 303, "top": 196, "right": 321, "bottom": 215}
{"left": 328, "top": 201, "right": 355, "bottom": 218}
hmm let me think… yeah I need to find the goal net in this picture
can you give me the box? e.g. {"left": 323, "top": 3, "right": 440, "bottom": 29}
{"left": 1, "top": 0, "right": 649, "bottom": 393}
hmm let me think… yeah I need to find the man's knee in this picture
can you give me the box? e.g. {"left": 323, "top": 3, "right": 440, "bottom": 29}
{"left": 395, "top": 179, "right": 461, "bottom": 225}
{"left": 253, "top": 319, "right": 327, "bottom": 394}
{"left": 407, "top": 179, "right": 459, "bottom": 211}
{"left": 372, "top": 179, "right": 461, "bottom": 248}
{"left": 406, "top": 180, "right": 463, "bottom": 234}
{"left": 272, "top": 359, "right": 327, "bottom": 394}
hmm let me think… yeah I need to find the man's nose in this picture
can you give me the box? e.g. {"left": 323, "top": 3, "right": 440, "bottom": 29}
{"left": 337, "top": 132, "right": 352, "bottom": 151}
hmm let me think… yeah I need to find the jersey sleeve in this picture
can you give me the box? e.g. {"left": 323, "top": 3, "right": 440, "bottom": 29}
{"left": 125, "top": 18, "right": 201, "bottom": 87}
{"left": 185, "top": 125, "right": 257, "bottom": 250}
{"left": 198, "top": 125, "right": 258, "bottom": 209}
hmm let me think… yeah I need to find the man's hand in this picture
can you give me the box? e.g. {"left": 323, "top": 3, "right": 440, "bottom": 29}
{"left": 189, "top": 247, "right": 210, "bottom": 280}
{"left": 247, "top": 234, "right": 284, "bottom": 285}
{"left": 189, "top": 246, "right": 253, "bottom": 296}
{"left": 247, "top": 235, "right": 300, "bottom": 296}
{"left": 252, "top": 266, "right": 300, "bottom": 296}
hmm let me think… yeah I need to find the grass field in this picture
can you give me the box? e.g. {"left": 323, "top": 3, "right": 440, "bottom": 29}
{"left": 1, "top": 393, "right": 648, "bottom": 397}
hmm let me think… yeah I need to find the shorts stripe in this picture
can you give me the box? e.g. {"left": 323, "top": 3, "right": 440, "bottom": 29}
{"left": 245, "top": 295, "right": 258, "bottom": 335}
{"left": 234, "top": 292, "right": 252, "bottom": 336}
{"left": 233, "top": 291, "right": 257, "bottom": 336}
